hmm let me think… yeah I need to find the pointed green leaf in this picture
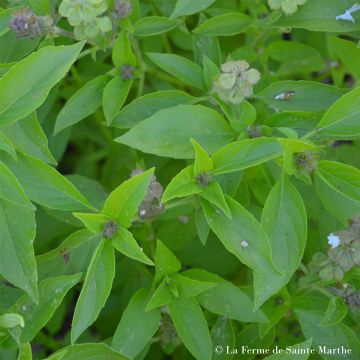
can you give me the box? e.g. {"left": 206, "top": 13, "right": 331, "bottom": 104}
{"left": 155, "top": 240, "right": 181, "bottom": 282}
{"left": 212, "top": 138, "right": 282, "bottom": 175}
{"left": 0, "top": 152, "right": 93, "bottom": 211}
{"left": 184, "top": 269, "right": 268, "bottom": 323}
{"left": 103, "top": 77, "right": 133, "bottom": 125}
{"left": 112, "top": 31, "right": 136, "bottom": 67}
{"left": 0, "top": 161, "right": 33, "bottom": 208}
{"left": 193, "top": 12, "right": 251, "bottom": 36}
{"left": 71, "top": 240, "right": 115, "bottom": 343}
{"left": 112, "top": 90, "right": 196, "bottom": 129}
{"left": 200, "top": 182, "right": 231, "bottom": 218}
{"left": 0, "top": 42, "right": 84, "bottom": 125}
{"left": 162, "top": 165, "right": 202, "bottom": 203}
{"left": 134, "top": 16, "right": 181, "bottom": 36}
{"left": 314, "top": 160, "right": 360, "bottom": 223}
{"left": 261, "top": 176, "right": 307, "bottom": 278}
{"left": 9, "top": 274, "right": 81, "bottom": 342}
{"left": 170, "top": 0, "right": 216, "bottom": 18}
{"left": 168, "top": 296, "right": 212, "bottom": 360}
{"left": 112, "top": 288, "right": 161, "bottom": 358}
{"left": 191, "top": 138, "right": 213, "bottom": 176}
{"left": 3, "top": 111, "right": 55, "bottom": 164}
{"left": 55, "top": 75, "right": 109, "bottom": 134}
{"left": 173, "top": 273, "right": 216, "bottom": 298}
{"left": 147, "top": 53, "right": 205, "bottom": 90}
{"left": 112, "top": 227, "right": 154, "bottom": 265}
{"left": 0, "top": 200, "right": 37, "bottom": 301}
{"left": 73, "top": 213, "right": 110, "bottom": 234}
{"left": 116, "top": 105, "right": 235, "bottom": 159}
{"left": 145, "top": 279, "right": 173, "bottom": 311}
{"left": 101, "top": 168, "right": 154, "bottom": 227}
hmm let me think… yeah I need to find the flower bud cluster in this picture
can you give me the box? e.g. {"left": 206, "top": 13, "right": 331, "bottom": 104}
{"left": 268, "top": 0, "right": 308, "bottom": 15}
{"left": 212, "top": 60, "right": 260, "bottom": 105}
{"left": 294, "top": 150, "right": 318, "bottom": 175}
{"left": 309, "top": 216, "right": 360, "bottom": 281}
{"left": 112, "top": 0, "right": 133, "bottom": 20}
{"left": 131, "top": 169, "right": 165, "bottom": 220}
{"left": 59, "top": 0, "right": 112, "bottom": 40}
{"left": 9, "top": 8, "right": 53, "bottom": 38}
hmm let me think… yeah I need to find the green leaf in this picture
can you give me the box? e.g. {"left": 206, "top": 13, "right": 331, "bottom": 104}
{"left": 0, "top": 313, "right": 24, "bottom": 328}
{"left": 296, "top": 308, "right": 360, "bottom": 359}
{"left": 101, "top": 168, "right": 154, "bottom": 227}
{"left": 211, "top": 317, "right": 235, "bottom": 360}
{"left": 29, "top": 0, "right": 51, "bottom": 15}
{"left": 0, "top": 131, "right": 17, "bottom": 160}
{"left": 0, "top": 200, "right": 37, "bottom": 301}
{"left": 147, "top": 53, "right": 205, "bottom": 90}
{"left": 0, "top": 42, "right": 84, "bottom": 125}
{"left": 55, "top": 75, "right": 109, "bottom": 134}
{"left": 170, "top": 0, "right": 216, "bottom": 18}
{"left": 329, "top": 37, "right": 360, "bottom": 79}
{"left": 71, "top": 239, "right": 115, "bottom": 343}
{"left": 270, "top": 0, "right": 360, "bottom": 32}
{"left": 267, "top": 41, "right": 325, "bottom": 76}
{"left": 202, "top": 196, "right": 283, "bottom": 308}
{"left": 193, "top": 13, "right": 251, "bottom": 36}
{"left": 112, "top": 31, "right": 136, "bottom": 68}
{"left": 116, "top": 105, "right": 235, "bottom": 159}
{"left": 36, "top": 230, "right": 101, "bottom": 280}
{"left": 155, "top": 240, "right": 181, "bottom": 282}
{"left": 256, "top": 81, "right": 347, "bottom": 112}
{"left": 112, "top": 288, "right": 161, "bottom": 358}
{"left": 191, "top": 138, "right": 213, "bottom": 176}
{"left": 195, "top": 206, "right": 210, "bottom": 245}
{"left": 184, "top": 269, "right": 268, "bottom": 323}
{"left": 316, "top": 85, "right": 360, "bottom": 139}
{"left": 261, "top": 176, "right": 307, "bottom": 278}
{"left": 200, "top": 182, "right": 231, "bottom": 218}
{"left": 212, "top": 138, "right": 282, "bottom": 175}
{"left": 202, "top": 56, "right": 220, "bottom": 90}
{"left": 162, "top": 166, "right": 202, "bottom": 203}
{"left": 9, "top": 274, "right": 81, "bottom": 342}
{"left": 201, "top": 196, "right": 274, "bottom": 274}
{"left": 145, "top": 279, "right": 173, "bottom": 311}
{"left": 112, "top": 227, "right": 154, "bottom": 265}
{"left": 264, "top": 339, "right": 313, "bottom": 359}
{"left": 0, "top": 152, "right": 93, "bottom": 211}
{"left": 134, "top": 16, "right": 181, "bottom": 36}
{"left": 112, "top": 90, "right": 196, "bottom": 129}
{"left": 103, "top": 77, "right": 133, "bottom": 125}
{"left": 173, "top": 273, "right": 216, "bottom": 298}
{"left": 168, "top": 296, "right": 212, "bottom": 360}
{"left": 73, "top": 213, "right": 110, "bottom": 234}
{"left": 18, "top": 342, "right": 32, "bottom": 360}
{"left": 314, "top": 160, "right": 360, "bottom": 223}
{"left": 46, "top": 344, "right": 130, "bottom": 360}
{"left": 320, "top": 297, "right": 347, "bottom": 327}
{"left": 2, "top": 111, "right": 56, "bottom": 164}
{"left": 0, "top": 161, "right": 33, "bottom": 208}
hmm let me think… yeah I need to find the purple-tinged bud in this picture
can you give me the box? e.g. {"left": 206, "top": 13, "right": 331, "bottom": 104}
{"left": 121, "top": 64, "right": 135, "bottom": 80}
{"left": 112, "top": 0, "right": 133, "bottom": 20}
{"left": 9, "top": 8, "right": 53, "bottom": 38}
{"left": 103, "top": 221, "right": 118, "bottom": 239}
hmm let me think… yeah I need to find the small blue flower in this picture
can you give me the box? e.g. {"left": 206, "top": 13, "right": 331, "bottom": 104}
{"left": 328, "top": 233, "right": 341, "bottom": 249}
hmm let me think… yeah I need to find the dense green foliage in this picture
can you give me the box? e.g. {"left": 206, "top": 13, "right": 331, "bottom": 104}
{"left": 1, "top": 0, "right": 360, "bottom": 359}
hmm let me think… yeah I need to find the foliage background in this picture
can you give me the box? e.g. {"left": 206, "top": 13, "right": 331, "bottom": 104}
{"left": 1, "top": 0, "right": 360, "bottom": 359}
